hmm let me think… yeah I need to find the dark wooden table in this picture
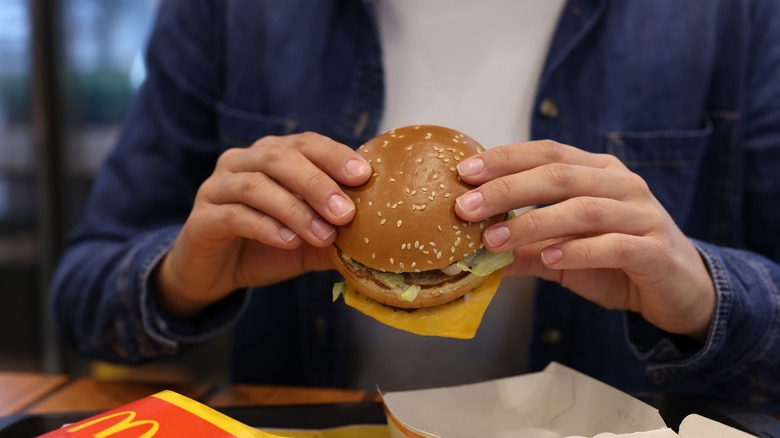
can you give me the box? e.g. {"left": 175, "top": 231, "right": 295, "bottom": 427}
{"left": 0, "top": 371, "right": 377, "bottom": 415}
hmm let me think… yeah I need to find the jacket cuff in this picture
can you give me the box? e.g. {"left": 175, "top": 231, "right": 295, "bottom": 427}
{"left": 134, "top": 226, "right": 249, "bottom": 352}
{"left": 626, "top": 239, "right": 777, "bottom": 390}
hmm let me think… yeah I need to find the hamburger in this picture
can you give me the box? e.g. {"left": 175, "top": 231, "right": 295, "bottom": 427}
{"left": 329, "top": 125, "right": 513, "bottom": 311}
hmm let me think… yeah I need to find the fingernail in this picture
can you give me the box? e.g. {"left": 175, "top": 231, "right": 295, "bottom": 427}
{"left": 346, "top": 159, "right": 370, "bottom": 177}
{"left": 328, "top": 194, "right": 354, "bottom": 218}
{"left": 484, "top": 225, "right": 510, "bottom": 248}
{"left": 278, "top": 227, "right": 297, "bottom": 242}
{"left": 541, "top": 247, "right": 563, "bottom": 265}
{"left": 456, "top": 191, "right": 483, "bottom": 213}
{"left": 457, "top": 157, "right": 484, "bottom": 176}
{"left": 311, "top": 218, "right": 335, "bottom": 240}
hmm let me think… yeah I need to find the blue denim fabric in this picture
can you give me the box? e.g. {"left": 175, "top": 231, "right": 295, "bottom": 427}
{"left": 52, "top": 0, "right": 780, "bottom": 400}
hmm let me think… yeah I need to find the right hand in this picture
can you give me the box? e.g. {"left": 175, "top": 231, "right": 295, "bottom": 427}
{"left": 155, "top": 132, "right": 371, "bottom": 318}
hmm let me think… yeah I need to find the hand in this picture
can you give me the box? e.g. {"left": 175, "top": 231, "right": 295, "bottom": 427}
{"left": 454, "top": 140, "right": 715, "bottom": 341}
{"left": 156, "top": 132, "right": 371, "bottom": 318}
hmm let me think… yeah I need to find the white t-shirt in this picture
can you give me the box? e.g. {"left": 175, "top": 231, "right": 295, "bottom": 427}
{"left": 346, "top": 0, "right": 566, "bottom": 392}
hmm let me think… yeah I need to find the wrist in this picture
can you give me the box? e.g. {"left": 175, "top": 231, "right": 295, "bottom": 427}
{"left": 154, "top": 252, "right": 214, "bottom": 319}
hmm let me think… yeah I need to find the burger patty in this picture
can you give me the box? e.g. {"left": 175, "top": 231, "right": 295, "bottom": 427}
{"left": 336, "top": 248, "right": 471, "bottom": 291}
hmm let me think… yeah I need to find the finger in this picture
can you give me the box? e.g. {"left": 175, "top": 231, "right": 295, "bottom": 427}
{"left": 203, "top": 172, "right": 338, "bottom": 245}
{"left": 200, "top": 203, "right": 303, "bottom": 248}
{"left": 455, "top": 163, "right": 648, "bottom": 222}
{"left": 479, "top": 197, "right": 658, "bottom": 252}
{"left": 221, "top": 133, "right": 372, "bottom": 186}
{"left": 456, "top": 140, "right": 625, "bottom": 185}
{"left": 539, "top": 233, "right": 656, "bottom": 273}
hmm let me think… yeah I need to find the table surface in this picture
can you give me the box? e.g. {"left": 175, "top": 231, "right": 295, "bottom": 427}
{"left": 0, "top": 371, "right": 378, "bottom": 416}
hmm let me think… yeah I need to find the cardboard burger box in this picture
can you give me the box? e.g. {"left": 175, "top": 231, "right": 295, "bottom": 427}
{"left": 381, "top": 363, "right": 756, "bottom": 438}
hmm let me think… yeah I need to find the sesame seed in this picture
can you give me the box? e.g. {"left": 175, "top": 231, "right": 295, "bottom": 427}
{"left": 454, "top": 237, "right": 462, "bottom": 246}
{"left": 432, "top": 173, "right": 439, "bottom": 180}
{"left": 437, "top": 225, "right": 443, "bottom": 231}
{"left": 401, "top": 243, "right": 407, "bottom": 250}
{"left": 390, "top": 258, "right": 394, "bottom": 265}
{"left": 428, "top": 196, "right": 434, "bottom": 201}
{"left": 389, "top": 178, "right": 396, "bottom": 182}
{"left": 368, "top": 201, "right": 373, "bottom": 207}
{"left": 377, "top": 211, "right": 382, "bottom": 217}
{"left": 451, "top": 246, "right": 456, "bottom": 253}
{"left": 376, "top": 158, "right": 382, "bottom": 163}
{"left": 469, "top": 242, "right": 475, "bottom": 248}
{"left": 372, "top": 252, "right": 376, "bottom": 259}
{"left": 380, "top": 219, "right": 387, "bottom": 225}
{"left": 420, "top": 187, "right": 428, "bottom": 192}
{"left": 399, "top": 262, "right": 405, "bottom": 269}
{"left": 386, "top": 202, "right": 391, "bottom": 208}
{"left": 428, "top": 242, "right": 436, "bottom": 247}
{"left": 411, "top": 262, "right": 417, "bottom": 268}
{"left": 425, "top": 133, "right": 432, "bottom": 139}
{"left": 449, "top": 256, "right": 455, "bottom": 262}
{"left": 364, "top": 238, "right": 370, "bottom": 244}
{"left": 405, "top": 145, "right": 413, "bottom": 151}
{"left": 427, "top": 260, "right": 434, "bottom": 265}
{"left": 436, "top": 252, "right": 443, "bottom": 259}
{"left": 416, "top": 158, "right": 423, "bottom": 163}
{"left": 405, "top": 187, "right": 411, "bottom": 194}
{"left": 397, "top": 220, "right": 402, "bottom": 228}
{"left": 414, "top": 241, "right": 420, "bottom": 248}
{"left": 419, "top": 245, "right": 425, "bottom": 251}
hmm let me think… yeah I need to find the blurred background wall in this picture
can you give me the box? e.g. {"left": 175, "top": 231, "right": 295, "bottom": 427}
{"left": 0, "top": 0, "right": 228, "bottom": 382}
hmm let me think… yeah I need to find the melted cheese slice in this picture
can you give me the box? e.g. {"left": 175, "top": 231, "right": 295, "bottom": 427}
{"left": 343, "top": 270, "right": 503, "bottom": 339}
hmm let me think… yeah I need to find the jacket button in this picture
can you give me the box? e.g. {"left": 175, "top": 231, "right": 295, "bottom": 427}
{"left": 539, "top": 98, "right": 559, "bottom": 118}
{"left": 540, "top": 328, "right": 561, "bottom": 345}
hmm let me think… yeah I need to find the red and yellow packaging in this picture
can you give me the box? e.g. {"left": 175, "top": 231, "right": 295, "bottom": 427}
{"left": 39, "top": 390, "right": 282, "bottom": 438}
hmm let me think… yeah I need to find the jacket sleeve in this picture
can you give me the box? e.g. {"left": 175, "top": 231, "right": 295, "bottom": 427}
{"left": 627, "top": 0, "right": 780, "bottom": 401}
{"left": 51, "top": 0, "right": 248, "bottom": 363}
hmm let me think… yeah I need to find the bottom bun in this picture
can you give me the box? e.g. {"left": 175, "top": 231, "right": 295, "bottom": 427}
{"left": 329, "top": 245, "right": 489, "bottom": 309}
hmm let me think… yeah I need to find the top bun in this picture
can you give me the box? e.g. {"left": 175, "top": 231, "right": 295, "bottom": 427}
{"left": 335, "top": 125, "right": 503, "bottom": 273}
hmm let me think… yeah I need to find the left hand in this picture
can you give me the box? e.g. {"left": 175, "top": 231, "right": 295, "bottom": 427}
{"left": 454, "top": 140, "right": 715, "bottom": 341}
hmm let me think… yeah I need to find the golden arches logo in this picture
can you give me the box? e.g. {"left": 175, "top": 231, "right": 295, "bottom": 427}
{"left": 67, "top": 410, "right": 160, "bottom": 437}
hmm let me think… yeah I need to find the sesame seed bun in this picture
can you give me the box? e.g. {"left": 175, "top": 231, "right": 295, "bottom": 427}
{"left": 330, "top": 125, "right": 505, "bottom": 308}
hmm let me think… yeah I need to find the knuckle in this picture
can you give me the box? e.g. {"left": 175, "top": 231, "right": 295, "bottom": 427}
{"left": 544, "top": 162, "right": 577, "bottom": 189}
{"left": 483, "top": 176, "right": 518, "bottom": 210}
{"left": 216, "top": 147, "right": 242, "bottom": 169}
{"left": 536, "top": 139, "right": 566, "bottom": 163}
{"left": 293, "top": 131, "right": 324, "bottom": 147}
{"left": 608, "top": 235, "right": 634, "bottom": 260}
{"left": 520, "top": 210, "right": 546, "bottom": 236}
{"left": 262, "top": 145, "right": 293, "bottom": 164}
{"left": 573, "top": 197, "right": 604, "bottom": 224}
{"left": 303, "top": 170, "right": 333, "bottom": 195}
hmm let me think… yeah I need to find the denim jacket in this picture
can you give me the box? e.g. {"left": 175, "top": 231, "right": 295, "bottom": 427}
{"left": 52, "top": 0, "right": 780, "bottom": 401}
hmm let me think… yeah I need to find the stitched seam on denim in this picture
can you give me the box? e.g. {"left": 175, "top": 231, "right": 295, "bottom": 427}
{"left": 739, "top": 258, "right": 780, "bottom": 393}
{"left": 139, "top": 230, "right": 179, "bottom": 350}
{"left": 646, "top": 243, "right": 732, "bottom": 377}
{"left": 74, "top": 247, "right": 139, "bottom": 354}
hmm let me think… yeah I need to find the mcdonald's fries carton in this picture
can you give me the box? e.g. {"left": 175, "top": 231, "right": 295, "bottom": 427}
{"left": 38, "top": 390, "right": 282, "bottom": 438}
{"left": 381, "top": 363, "right": 754, "bottom": 438}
